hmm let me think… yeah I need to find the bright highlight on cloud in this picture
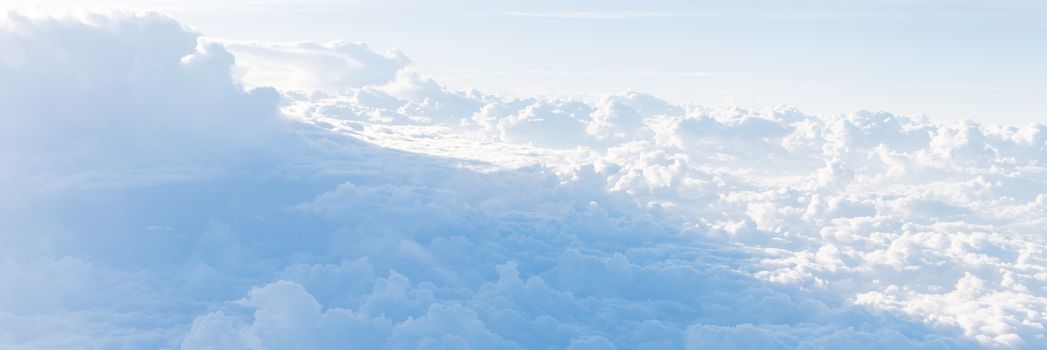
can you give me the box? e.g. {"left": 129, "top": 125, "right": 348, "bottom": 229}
{"left": 223, "top": 40, "right": 410, "bottom": 91}
{"left": 2, "top": 10, "right": 1047, "bottom": 350}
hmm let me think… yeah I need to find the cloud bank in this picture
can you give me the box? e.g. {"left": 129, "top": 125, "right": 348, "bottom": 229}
{"left": 2, "top": 10, "right": 1047, "bottom": 349}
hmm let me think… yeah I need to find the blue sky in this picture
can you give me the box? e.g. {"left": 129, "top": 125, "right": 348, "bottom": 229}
{"left": 10, "top": 0, "right": 1047, "bottom": 123}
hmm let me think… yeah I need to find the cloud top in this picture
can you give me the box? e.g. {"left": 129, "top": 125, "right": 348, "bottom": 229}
{"left": 1, "top": 10, "right": 1045, "bottom": 350}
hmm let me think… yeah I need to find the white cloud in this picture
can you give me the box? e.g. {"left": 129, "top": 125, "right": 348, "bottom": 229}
{"left": 223, "top": 40, "right": 410, "bottom": 92}
{"left": 3, "top": 9, "right": 1047, "bottom": 350}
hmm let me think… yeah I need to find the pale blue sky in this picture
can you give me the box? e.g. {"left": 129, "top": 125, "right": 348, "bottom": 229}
{"left": 11, "top": 0, "right": 1047, "bottom": 123}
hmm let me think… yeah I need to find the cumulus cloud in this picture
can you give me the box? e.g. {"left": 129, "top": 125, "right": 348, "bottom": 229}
{"left": 224, "top": 40, "right": 410, "bottom": 92}
{"left": 3, "top": 9, "right": 1047, "bottom": 350}
{"left": 0, "top": 11, "right": 287, "bottom": 196}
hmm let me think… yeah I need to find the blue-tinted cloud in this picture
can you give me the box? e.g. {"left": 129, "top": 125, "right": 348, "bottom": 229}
{"left": 2, "top": 10, "right": 1046, "bottom": 350}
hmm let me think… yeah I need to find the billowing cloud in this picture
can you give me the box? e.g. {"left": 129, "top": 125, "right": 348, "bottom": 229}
{"left": 224, "top": 40, "right": 410, "bottom": 92}
{"left": 2, "top": 9, "right": 1047, "bottom": 350}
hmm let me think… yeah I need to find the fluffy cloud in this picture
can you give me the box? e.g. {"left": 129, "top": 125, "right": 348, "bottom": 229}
{"left": 0, "top": 11, "right": 286, "bottom": 198}
{"left": 3, "top": 9, "right": 1047, "bottom": 350}
{"left": 224, "top": 40, "right": 410, "bottom": 92}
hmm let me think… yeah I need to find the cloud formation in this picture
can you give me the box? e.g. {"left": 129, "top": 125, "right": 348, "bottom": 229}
{"left": 224, "top": 40, "right": 410, "bottom": 91}
{"left": 2, "top": 10, "right": 1047, "bottom": 350}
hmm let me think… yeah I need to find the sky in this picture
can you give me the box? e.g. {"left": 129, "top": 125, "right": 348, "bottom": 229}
{"left": 5, "top": 2, "right": 1047, "bottom": 350}
{"left": 6, "top": 0, "right": 1047, "bottom": 124}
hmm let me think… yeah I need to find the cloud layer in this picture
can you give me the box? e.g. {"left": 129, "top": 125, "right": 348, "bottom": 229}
{"left": 2, "top": 10, "right": 1047, "bottom": 349}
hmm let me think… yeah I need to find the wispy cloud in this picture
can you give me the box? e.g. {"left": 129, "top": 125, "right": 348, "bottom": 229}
{"left": 921, "top": 83, "right": 1002, "bottom": 91}
{"left": 480, "top": 10, "right": 712, "bottom": 20}
{"left": 489, "top": 69, "right": 717, "bottom": 78}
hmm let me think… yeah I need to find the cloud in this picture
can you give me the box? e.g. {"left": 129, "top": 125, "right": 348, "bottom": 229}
{"left": 223, "top": 40, "right": 410, "bottom": 92}
{"left": 0, "top": 11, "right": 286, "bottom": 193}
{"left": 180, "top": 280, "right": 394, "bottom": 350}
{"left": 3, "top": 9, "right": 1047, "bottom": 350}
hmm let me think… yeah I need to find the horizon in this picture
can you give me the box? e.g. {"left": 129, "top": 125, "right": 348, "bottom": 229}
{"left": 6, "top": 0, "right": 1047, "bottom": 124}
